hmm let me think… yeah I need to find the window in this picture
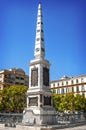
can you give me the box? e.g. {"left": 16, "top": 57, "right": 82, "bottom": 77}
{"left": 15, "top": 82, "right": 19, "bottom": 84}
{"left": 76, "top": 86, "right": 79, "bottom": 92}
{"left": 66, "top": 81, "right": 68, "bottom": 85}
{"left": 16, "top": 76, "right": 19, "bottom": 79}
{"left": 10, "top": 80, "right": 14, "bottom": 84}
{"left": 65, "top": 88, "right": 67, "bottom": 93}
{"left": 58, "top": 83, "right": 59, "bottom": 86}
{"left": 5, "top": 75, "right": 10, "bottom": 79}
{"left": 5, "top": 75, "right": 8, "bottom": 78}
{"left": 53, "top": 83, "right": 55, "bottom": 87}
{"left": 25, "top": 79, "right": 28, "bottom": 84}
{"left": 71, "top": 80, "right": 73, "bottom": 84}
{"left": 81, "top": 78, "right": 84, "bottom": 82}
{"left": 62, "top": 82, "right": 64, "bottom": 86}
{"left": 66, "top": 88, "right": 69, "bottom": 93}
{"left": 76, "top": 79, "right": 78, "bottom": 84}
{"left": 53, "top": 89, "right": 56, "bottom": 93}
{"left": 57, "top": 89, "right": 60, "bottom": 94}
{"left": 10, "top": 75, "right": 15, "bottom": 80}
{"left": 72, "top": 87, "right": 74, "bottom": 92}
{"left": 21, "top": 77, "right": 24, "bottom": 80}
{"left": 61, "top": 88, "right": 64, "bottom": 94}
{"left": 81, "top": 86, "right": 84, "bottom": 91}
{"left": 25, "top": 82, "right": 28, "bottom": 86}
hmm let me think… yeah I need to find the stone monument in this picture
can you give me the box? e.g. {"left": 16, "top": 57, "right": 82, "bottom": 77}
{"left": 22, "top": 3, "right": 56, "bottom": 126}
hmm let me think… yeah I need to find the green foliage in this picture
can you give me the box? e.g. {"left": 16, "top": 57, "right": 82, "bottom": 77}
{"left": 0, "top": 85, "right": 28, "bottom": 113}
{"left": 53, "top": 94, "right": 62, "bottom": 110}
{"left": 74, "top": 94, "right": 86, "bottom": 111}
{"left": 53, "top": 93, "right": 86, "bottom": 112}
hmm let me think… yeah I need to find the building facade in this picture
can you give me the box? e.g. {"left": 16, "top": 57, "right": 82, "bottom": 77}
{"left": 51, "top": 75, "right": 86, "bottom": 97}
{"left": 0, "top": 68, "right": 29, "bottom": 90}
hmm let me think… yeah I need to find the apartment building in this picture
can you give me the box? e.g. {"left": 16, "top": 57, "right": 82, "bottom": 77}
{"left": 50, "top": 75, "right": 86, "bottom": 97}
{"left": 0, "top": 68, "right": 29, "bottom": 90}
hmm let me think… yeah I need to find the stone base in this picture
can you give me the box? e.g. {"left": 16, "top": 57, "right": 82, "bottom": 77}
{"left": 0, "top": 123, "right": 59, "bottom": 130}
{"left": 16, "top": 124, "right": 58, "bottom": 130}
{"left": 22, "top": 108, "right": 57, "bottom": 125}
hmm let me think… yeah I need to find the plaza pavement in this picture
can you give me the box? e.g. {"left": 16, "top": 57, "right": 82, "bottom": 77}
{"left": 0, "top": 125, "right": 86, "bottom": 130}
{"left": 59, "top": 125, "right": 86, "bottom": 130}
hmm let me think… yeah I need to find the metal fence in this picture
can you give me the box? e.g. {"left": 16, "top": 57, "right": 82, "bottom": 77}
{"left": 0, "top": 112, "right": 86, "bottom": 127}
{"left": 56, "top": 111, "right": 86, "bottom": 124}
{"left": 0, "top": 113, "right": 23, "bottom": 127}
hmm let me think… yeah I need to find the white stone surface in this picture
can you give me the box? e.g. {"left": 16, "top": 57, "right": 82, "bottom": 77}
{"left": 0, "top": 124, "right": 86, "bottom": 130}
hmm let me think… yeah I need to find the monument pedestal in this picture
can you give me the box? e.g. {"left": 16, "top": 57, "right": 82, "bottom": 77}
{"left": 22, "top": 90, "right": 57, "bottom": 125}
{"left": 22, "top": 107, "right": 56, "bottom": 125}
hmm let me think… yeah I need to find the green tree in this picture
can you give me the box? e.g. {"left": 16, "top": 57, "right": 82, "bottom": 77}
{"left": 53, "top": 93, "right": 86, "bottom": 112}
{"left": 60, "top": 93, "right": 75, "bottom": 111}
{"left": 75, "top": 94, "right": 86, "bottom": 111}
{"left": 53, "top": 94, "right": 62, "bottom": 111}
{"left": 1, "top": 85, "right": 28, "bottom": 113}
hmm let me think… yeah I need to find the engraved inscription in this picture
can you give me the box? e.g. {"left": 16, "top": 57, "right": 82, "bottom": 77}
{"left": 43, "top": 68, "right": 49, "bottom": 86}
{"left": 44, "top": 96, "right": 51, "bottom": 106}
{"left": 31, "top": 68, "right": 38, "bottom": 86}
{"left": 29, "top": 97, "right": 38, "bottom": 106}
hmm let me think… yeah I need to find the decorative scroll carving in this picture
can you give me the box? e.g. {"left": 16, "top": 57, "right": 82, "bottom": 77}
{"left": 44, "top": 96, "right": 51, "bottom": 106}
{"left": 31, "top": 68, "right": 38, "bottom": 86}
{"left": 43, "top": 68, "right": 49, "bottom": 86}
{"left": 29, "top": 97, "right": 38, "bottom": 106}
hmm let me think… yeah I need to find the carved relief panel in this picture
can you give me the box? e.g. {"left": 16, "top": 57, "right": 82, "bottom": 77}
{"left": 29, "top": 97, "right": 38, "bottom": 106}
{"left": 44, "top": 96, "right": 51, "bottom": 106}
{"left": 31, "top": 68, "right": 38, "bottom": 86}
{"left": 43, "top": 67, "right": 49, "bottom": 86}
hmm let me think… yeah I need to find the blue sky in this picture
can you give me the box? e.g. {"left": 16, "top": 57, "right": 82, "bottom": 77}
{"left": 0, "top": 0, "right": 86, "bottom": 81}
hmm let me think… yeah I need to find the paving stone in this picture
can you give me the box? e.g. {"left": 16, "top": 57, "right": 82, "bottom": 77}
{"left": 0, "top": 125, "right": 86, "bottom": 130}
